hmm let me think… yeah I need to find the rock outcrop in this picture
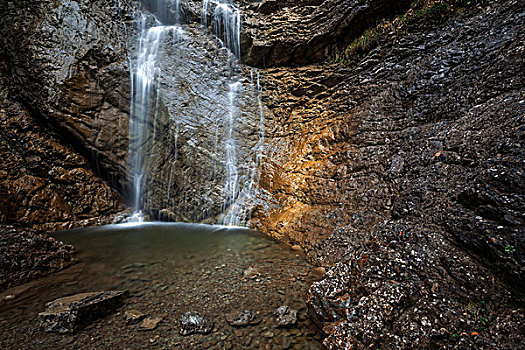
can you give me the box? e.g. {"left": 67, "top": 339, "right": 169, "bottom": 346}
{"left": 39, "top": 290, "right": 128, "bottom": 333}
{"left": 0, "top": 226, "right": 76, "bottom": 290}
{"left": 0, "top": 0, "right": 133, "bottom": 191}
{"left": 253, "top": 0, "right": 524, "bottom": 286}
{"left": 241, "top": 0, "right": 413, "bottom": 67}
{"left": 0, "top": 86, "right": 123, "bottom": 230}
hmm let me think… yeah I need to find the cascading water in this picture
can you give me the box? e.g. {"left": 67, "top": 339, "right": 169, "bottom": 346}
{"left": 222, "top": 81, "right": 241, "bottom": 215}
{"left": 202, "top": 0, "right": 241, "bottom": 59}
{"left": 222, "top": 69, "right": 266, "bottom": 226}
{"left": 128, "top": 0, "right": 265, "bottom": 226}
{"left": 128, "top": 8, "right": 182, "bottom": 220}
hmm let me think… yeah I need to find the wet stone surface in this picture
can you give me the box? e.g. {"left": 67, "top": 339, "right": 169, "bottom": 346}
{"left": 0, "top": 223, "right": 324, "bottom": 349}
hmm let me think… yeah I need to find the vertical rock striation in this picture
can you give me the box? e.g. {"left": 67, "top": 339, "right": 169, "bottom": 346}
{"left": 0, "top": 0, "right": 133, "bottom": 189}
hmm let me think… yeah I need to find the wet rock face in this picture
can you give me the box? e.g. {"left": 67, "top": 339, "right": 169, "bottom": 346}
{"left": 254, "top": 0, "right": 525, "bottom": 286}
{"left": 241, "top": 0, "right": 413, "bottom": 67}
{"left": 38, "top": 291, "right": 128, "bottom": 333}
{"left": 252, "top": 0, "right": 525, "bottom": 347}
{"left": 0, "top": 86, "right": 123, "bottom": 229}
{"left": 128, "top": 22, "right": 267, "bottom": 223}
{"left": 307, "top": 221, "right": 525, "bottom": 349}
{"left": 0, "top": 0, "right": 133, "bottom": 187}
{"left": 0, "top": 226, "right": 76, "bottom": 291}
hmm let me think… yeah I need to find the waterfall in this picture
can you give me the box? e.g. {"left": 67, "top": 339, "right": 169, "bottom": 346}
{"left": 222, "top": 81, "right": 241, "bottom": 215}
{"left": 222, "top": 69, "right": 265, "bottom": 226}
{"left": 202, "top": 0, "right": 241, "bottom": 59}
{"left": 128, "top": 5, "right": 182, "bottom": 220}
{"left": 128, "top": 0, "right": 265, "bottom": 226}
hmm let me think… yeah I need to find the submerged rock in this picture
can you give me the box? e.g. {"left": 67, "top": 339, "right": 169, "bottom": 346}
{"left": 226, "top": 310, "right": 260, "bottom": 327}
{"left": 39, "top": 291, "right": 128, "bottom": 333}
{"left": 139, "top": 316, "right": 162, "bottom": 331}
{"left": 274, "top": 306, "right": 297, "bottom": 327}
{"left": 179, "top": 312, "right": 214, "bottom": 336}
{"left": 124, "top": 310, "right": 146, "bottom": 325}
{"left": 242, "top": 267, "right": 260, "bottom": 279}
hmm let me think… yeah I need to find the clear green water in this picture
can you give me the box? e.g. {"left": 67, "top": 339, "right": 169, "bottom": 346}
{"left": 0, "top": 223, "right": 324, "bottom": 349}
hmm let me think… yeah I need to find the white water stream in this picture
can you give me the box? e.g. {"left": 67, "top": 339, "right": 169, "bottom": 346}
{"left": 128, "top": 0, "right": 264, "bottom": 226}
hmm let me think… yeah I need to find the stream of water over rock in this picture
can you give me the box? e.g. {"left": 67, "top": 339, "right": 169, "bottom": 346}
{"left": 127, "top": 0, "right": 264, "bottom": 226}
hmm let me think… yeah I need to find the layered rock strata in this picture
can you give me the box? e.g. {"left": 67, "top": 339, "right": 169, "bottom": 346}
{"left": 0, "top": 0, "right": 133, "bottom": 190}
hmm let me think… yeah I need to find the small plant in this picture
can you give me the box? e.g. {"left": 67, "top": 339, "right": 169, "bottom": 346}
{"left": 505, "top": 244, "right": 516, "bottom": 254}
{"left": 475, "top": 300, "right": 489, "bottom": 332}
{"left": 328, "top": 0, "right": 481, "bottom": 66}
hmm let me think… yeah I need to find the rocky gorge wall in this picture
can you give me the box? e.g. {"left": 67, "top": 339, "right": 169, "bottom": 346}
{"left": 245, "top": 0, "right": 525, "bottom": 348}
{"left": 0, "top": 0, "right": 524, "bottom": 348}
{"left": 0, "top": 0, "right": 132, "bottom": 229}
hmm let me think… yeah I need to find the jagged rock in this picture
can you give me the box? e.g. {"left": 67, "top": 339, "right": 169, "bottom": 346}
{"left": 39, "top": 291, "right": 128, "bottom": 333}
{"left": 124, "top": 310, "right": 146, "bottom": 325}
{"left": 274, "top": 306, "right": 297, "bottom": 327}
{"left": 253, "top": 0, "right": 525, "bottom": 291}
{"left": 179, "top": 312, "right": 214, "bottom": 335}
{"left": 0, "top": 226, "right": 76, "bottom": 291}
{"left": 226, "top": 310, "right": 260, "bottom": 327}
{"left": 0, "top": 0, "right": 132, "bottom": 190}
{"left": 307, "top": 220, "right": 525, "bottom": 349}
{"left": 242, "top": 0, "right": 413, "bottom": 66}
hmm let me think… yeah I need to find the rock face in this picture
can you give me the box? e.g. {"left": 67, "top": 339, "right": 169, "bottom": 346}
{"left": 0, "top": 226, "right": 76, "bottom": 291}
{"left": 247, "top": 0, "right": 525, "bottom": 348}
{"left": 241, "top": 0, "right": 413, "bottom": 66}
{"left": 253, "top": 0, "right": 525, "bottom": 286}
{"left": 307, "top": 221, "right": 525, "bottom": 349}
{"left": 0, "top": 86, "right": 123, "bottom": 230}
{"left": 0, "top": 0, "right": 129, "bottom": 229}
{"left": 128, "top": 23, "right": 266, "bottom": 223}
{"left": 39, "top": 290, "right": 128, "bottom": 333}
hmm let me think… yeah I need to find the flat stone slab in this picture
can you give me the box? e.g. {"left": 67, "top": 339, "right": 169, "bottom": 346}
{"left": 139, "top": 316, "right": 162, "bottom": 331}
{"left": 39, "top": 290, "right": 128, "bottom": 333}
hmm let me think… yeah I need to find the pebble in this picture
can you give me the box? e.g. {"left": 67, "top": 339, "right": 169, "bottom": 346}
{"left": 275, "top": 306, "right": 298, "bottom": 327}
{"left": 282, "top": 336, "right": 292, "bottom": 349}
